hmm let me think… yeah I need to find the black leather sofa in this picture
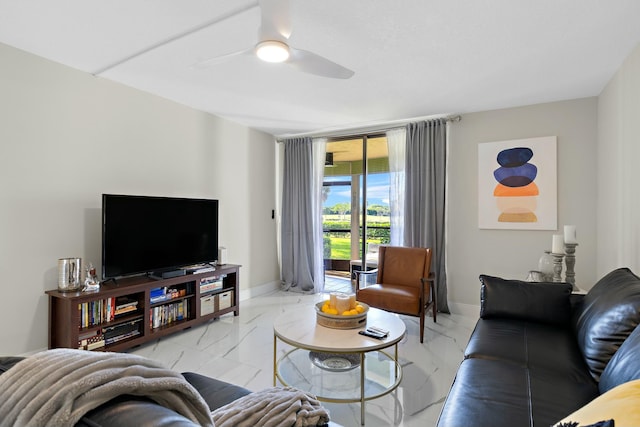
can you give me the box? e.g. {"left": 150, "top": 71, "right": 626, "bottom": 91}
{"left": 0, "top": 355, "right": 251, "bottom": 427}
{"left": 437, "top": 267, "right": 640, "bottom": 427}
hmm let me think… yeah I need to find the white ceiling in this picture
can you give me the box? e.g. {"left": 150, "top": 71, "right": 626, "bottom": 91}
{"left": 1, "top": 0, "right": 639, "bottom": 137}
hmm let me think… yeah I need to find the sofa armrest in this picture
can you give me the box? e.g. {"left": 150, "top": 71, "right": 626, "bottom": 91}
{"left": 78, "top": 396, "right": 200, "bottom": 427}
{"left": 0, "top": 356, "right": 24, "bottom": 374}
{"left": 3, "top": 357, "right": 251, "bottom": 427}
{"left": 182, "top": 372, "right": 251, "bottom": 411}
{"left": 479, "top": 275, "right": 573, "bottom": 325}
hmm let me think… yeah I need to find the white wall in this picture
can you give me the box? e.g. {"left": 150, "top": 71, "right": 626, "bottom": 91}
{"left": 0, "top": 42, "right": 278, "bottom": 355}
{"left": 597, "top": 43, "right": 640, "bottom": 276}
{"left": 447, "top": 98, "right": 599, "bottom": 312}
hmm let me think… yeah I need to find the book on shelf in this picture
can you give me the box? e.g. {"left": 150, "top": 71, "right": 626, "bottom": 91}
{"left": 150, "top": 287, "right": 166, "bottom": 298}
{"left": 78, "top": 297, "right": 117, "bottom": 328}
{"left": 200, "top": 274, "right": 226, "bottom": 284}
{"left": 150, "top": 286, "right": 187, "bottom": 304}
{"left": 102, "top": 318, "right": 142, "bottom": 345}
{"left": 78, "top": 330, "right": 105, "bottom": 350}
{"left": 114, "top": 297, "right": 138, "bottom": 317}
{"left": 104, "top": 329, "right": 140, "bottom": 345}
{"left": 150, "top": 299, "right": 190, "bottom": 329}
{"left": 87, "top": 339, "right": 106, "bottom": 351}
{"left": 199, "top": 283, "right": 221, "bottom": 293}
{"left": 114, "top": 305, "right": 137, "bottom": 316}
{"left": 115, "top": 297, "right": 138, "bottom": 309}
{"left": 150, "top": 294, "right": 169, "bottom": 304}
{"left": 200, "top": 274, "right": 225, "bottom": 293}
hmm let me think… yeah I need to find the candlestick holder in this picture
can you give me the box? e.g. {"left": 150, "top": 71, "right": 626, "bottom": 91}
{"left": 564, "top": 243, "right": 578, "bottom": 290}
{"left": 551, "top": 253, "right": 564, "bottom": 282}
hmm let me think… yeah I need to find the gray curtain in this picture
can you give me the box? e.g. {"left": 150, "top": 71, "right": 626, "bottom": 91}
{"left": 405, "top": 119, "right": 449, "bottom": 313}
{"left": 280, "top": 137, "right": 320, "bottom": 292}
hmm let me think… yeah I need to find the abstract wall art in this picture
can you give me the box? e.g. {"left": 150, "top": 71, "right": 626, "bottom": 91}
{"left": 478, "top": 136, "right": 557, "bottom": 230}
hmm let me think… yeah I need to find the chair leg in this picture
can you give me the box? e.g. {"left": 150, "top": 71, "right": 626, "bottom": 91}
{"left": 420, "top": 311, "right": 425, "bottom": 343}
{"left": 426, "top": 273, "right": 437, "bottom": 323}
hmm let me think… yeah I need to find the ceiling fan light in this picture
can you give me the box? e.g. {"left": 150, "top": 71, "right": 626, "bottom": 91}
{"left": 256, "top": 40, "right": 290, "bottom": 63}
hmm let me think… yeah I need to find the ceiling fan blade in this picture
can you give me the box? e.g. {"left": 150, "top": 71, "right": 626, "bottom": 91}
{"left": 259, "top": 0, "right": 291, "bottom": 40}
{"left": 191, "top": 47, "right": 253, "bottom": 69}
{"left": 288, "top": 47, "right": 354, "bottom": 79}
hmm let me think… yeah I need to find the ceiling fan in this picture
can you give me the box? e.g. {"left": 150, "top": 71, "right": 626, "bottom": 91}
{"left": 194, "top": 0, "right": 354, "bottom": 79}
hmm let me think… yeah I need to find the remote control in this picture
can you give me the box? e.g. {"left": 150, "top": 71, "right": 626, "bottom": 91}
{"left": 359, "top": 330, "right": 386, "bottom": 339}
{"left": 367, "top": 326, "right": 389, "bottom": 335}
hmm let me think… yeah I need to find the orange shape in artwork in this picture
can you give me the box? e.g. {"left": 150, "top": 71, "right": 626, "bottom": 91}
{"left": 498, "top": 212, "right": 538, "bottom": 222}
{"left": 493, "top": 182, "right": 539, "bottom": 197}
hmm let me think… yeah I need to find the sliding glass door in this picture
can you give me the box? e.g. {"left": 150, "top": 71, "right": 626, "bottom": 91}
{"left": 322, "top": 135, "right": 390, "bottom": 281}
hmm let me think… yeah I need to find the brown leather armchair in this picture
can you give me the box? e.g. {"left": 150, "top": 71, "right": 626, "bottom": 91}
{"left": 355, "top": 246, "right": 436, "bottom": 343}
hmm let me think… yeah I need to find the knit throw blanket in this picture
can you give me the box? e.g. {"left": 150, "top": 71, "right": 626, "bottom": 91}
{"left": 0, "top": 349, "right": 214, "bottom": 427}
{"left": 211, "top": 386, "right": 330, "bottom": 427}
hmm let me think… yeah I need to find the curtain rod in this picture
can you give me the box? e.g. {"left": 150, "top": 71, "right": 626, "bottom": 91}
{"left": 276, "top": 114, "right": 461, "bottom": 142}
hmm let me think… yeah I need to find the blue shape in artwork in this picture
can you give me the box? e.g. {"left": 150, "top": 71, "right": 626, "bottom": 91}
{"left": 494, "top": 163, "right": 538, "bottom": 187}
{"left": 499, "top": 175, "right": 534, "bottom": 187}
{"left": 497, "top": 147, "right": 534, "bottom": 167}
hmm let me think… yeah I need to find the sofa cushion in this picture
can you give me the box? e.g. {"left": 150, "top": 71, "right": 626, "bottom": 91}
{"left": 599, "top": 324, "right": 640, "bottom": 393}
{"left": 465, "top": 319, "right": 594, "bottom": 379}
{"left": 575, "top": 267, "right": 640, "bottom": 381}
{"left": 479, "top": 275, "right": 572, "bottom": 325}
{"left": 437, "top": 357, "right": 599, "bottom": 427}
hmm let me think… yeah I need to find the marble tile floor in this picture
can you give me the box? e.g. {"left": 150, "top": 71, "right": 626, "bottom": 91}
{"left": 129, "top": 289, "right": 477, "bottom": 427}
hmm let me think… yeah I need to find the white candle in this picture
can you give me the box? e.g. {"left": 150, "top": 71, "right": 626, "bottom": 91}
{"left": 564, "top": 225, "right": 577, "bottom": 244}
{"left": 552, "top": 234, "right": 564, "bottom": 254}
{"left": 329, "top": 292, "right": 338, "bottom": 309}
{"left": 335, "top": 294, "right": 351, "bottom": 315}
{"left": 347, "top": 293, "right": 357, "bottom": 309}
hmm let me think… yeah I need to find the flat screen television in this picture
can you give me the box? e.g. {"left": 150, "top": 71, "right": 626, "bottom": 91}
{"left": 102, "top": 194, "right": 219, "bottom": 280}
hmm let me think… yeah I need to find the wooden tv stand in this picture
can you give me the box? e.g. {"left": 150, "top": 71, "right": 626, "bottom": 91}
{"left": 46, "top": 264, "right": 240, "bottom": 352}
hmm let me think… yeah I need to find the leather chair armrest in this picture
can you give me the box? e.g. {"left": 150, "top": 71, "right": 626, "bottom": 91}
{"left": 420, "top": 273, "right": 434, "bottom": 298}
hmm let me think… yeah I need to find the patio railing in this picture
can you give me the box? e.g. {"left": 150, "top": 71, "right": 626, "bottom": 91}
{"left": 323, "top": 225, "right": 390, "bottom": 272}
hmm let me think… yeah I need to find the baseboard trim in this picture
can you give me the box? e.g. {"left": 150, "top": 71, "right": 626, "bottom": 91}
{"left": 448, "top": 301, "right": 479, "bottom": 318}
{"left": 238, "top": 280, "right": 280, "bottom": 302}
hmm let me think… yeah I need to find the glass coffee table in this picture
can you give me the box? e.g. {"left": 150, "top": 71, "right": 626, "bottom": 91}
{"left": 273, "top": 305, "right": 406, "bottom": 425}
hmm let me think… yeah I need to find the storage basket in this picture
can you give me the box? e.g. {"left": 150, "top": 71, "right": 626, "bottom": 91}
{"left": 315, "top": 301, "right": 368, "bottom": 329}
